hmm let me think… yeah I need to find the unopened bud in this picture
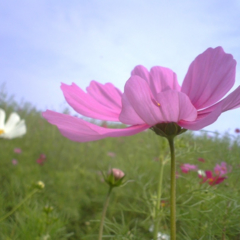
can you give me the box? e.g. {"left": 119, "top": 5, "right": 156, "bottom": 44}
{"left": 103, "top": 168, "right": 125, "bottom": 188}
{"left": 108, "top": 168, "right": 125, "bottom": 181}
{"left": 43, "top": 205, "right": 54, "bottom": 214}
{"left": 35, "top": 181, "right": 45, "bottom": 190}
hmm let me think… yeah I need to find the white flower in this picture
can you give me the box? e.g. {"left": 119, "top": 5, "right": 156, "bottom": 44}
{"left": 149, "top": 225, "right": 170, "bottom": 240}
{"left": 0, "top": 109, "right": 27, "bottom": 139}
{"left": 198, "top": 170, "right": 206, "bottom": 177}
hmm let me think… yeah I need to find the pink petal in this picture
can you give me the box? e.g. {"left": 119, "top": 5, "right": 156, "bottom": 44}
{"left": 205, "top": 170, "right": 213, "bottom": 178}
{"left": 118, "top": 93, "right": 146, "bottom": 125}
{"left": 42, "top": 110, "right": 149, "bottom": 142}
{"left": 179, "top": 85, "right": 240, "bottom": 130}
{"left": 119, "top": 76, "right": 197, "bottom": 126}
{"left": 178, "top": 103, "right": 223, "bottom": 130}
{"left": 131, "top": 65, "right": 150, "bottom": 82}
{"left": 197, "top": 86, "right": 240, "bottom": 115}
{"left": 61, "top": 83, "right": 121, "bottom": 121}
{"left": 86, "top": 81, "right": 122, "bottom": 109}
{"left": 149, "top": 66, "right": 181, "bottom": 97}
{"left": 181, "top": 47, "right": 236, "bottom": 109}
{"left": 212, "top": 176, "right": 226, "bottom": 185}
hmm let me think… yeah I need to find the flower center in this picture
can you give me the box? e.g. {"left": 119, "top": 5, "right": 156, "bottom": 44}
{"left": 0, "top": 129, "right": 4, "bottom": 135}
{"left": 208, "top": 178, "right": 215, "bottom": 183}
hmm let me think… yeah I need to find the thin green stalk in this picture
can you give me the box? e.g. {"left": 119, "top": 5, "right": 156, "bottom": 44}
{"left": 153, "top": 156, "right": 165, "bottom": 240}
{"left": 0, "top": 189, "right": 39, "bottom": 222}
{"left": 168, "top": 137, "right": 176, "bottom": 240}
{"left": 98, "top": 187, "right": 112, "bottom": 240}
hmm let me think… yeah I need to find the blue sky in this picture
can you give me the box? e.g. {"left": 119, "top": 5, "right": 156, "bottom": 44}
{"left": 1, "top": 0, "right": 240, "bottom": 133}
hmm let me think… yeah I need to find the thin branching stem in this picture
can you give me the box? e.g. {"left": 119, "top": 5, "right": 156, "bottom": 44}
{"left": 0, "top": 189, "right": 39, "bottom": 223}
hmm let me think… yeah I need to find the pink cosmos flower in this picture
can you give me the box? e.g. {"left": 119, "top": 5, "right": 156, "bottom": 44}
{"left": 107, "top": 152, "right": 116, "bottom": 157}
{"left": 42, "top": 47, "right": 239, "bottom": 142}
{"left": 180, "top": 163, "right": 198, "bottom": 173}
{"left": 12, "top": 159, "right": 18, "bottom": 165}
{"left": 14, "top": 148, "right": 22, "bottom": 154}
{"left": 36, "top": 154, "right": 46, "bottom": 166}
{"left": 235, "top": 128, "right": 240, "bottom": 133}
{"left": 199, "top": 170, "right": 226, "bottom": 186}
{"left": 214, "top": 162, "right": 231, "bottom": 176}
{"left": 198, "top": 158, "right": 205, "bottom": 163}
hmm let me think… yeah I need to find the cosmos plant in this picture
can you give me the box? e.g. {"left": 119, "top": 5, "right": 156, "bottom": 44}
{"left": 43, "top": 47, "right": 239, "bottom": 240}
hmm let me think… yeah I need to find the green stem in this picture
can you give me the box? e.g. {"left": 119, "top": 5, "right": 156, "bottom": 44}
{"left": 0, "top": 189, "right": 39, "bottom": 222}
{"left": 168, "top": 137, "right": 176, "bottom": 240}
{"left": 153, "top": 156, "right": 165, "bottom": 240}
{"left": 98, "top": 187, "right": 112, "bottom": 240}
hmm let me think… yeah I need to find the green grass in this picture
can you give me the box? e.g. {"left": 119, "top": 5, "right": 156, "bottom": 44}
{"left": 1, "top": 89, "right": 240, "bottom": 239}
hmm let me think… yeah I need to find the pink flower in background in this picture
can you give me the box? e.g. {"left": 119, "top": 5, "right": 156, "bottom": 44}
{"left": 181, "top": 164, "right": 198, "bottom": 173}
{"left": 36, "top": 154, "right": 46, "bottom": 166}
{"left": 12, "top": 159, "right": 18, "bottom": 165}
{"left": 198, "top": 158, "right": 205, "bottom": 163}
{"left": 14, "top": 148, "right": 22, "bottom": 154}
{"left": 235, "top": 128, "right": 240, "bottom": 133}
{"left": 42, "top": 47, "right": 240, "bottom": 142}
{"left": 214, "top": 162, "right": 231, "bottom": 176}
{"left": 107, "top": 152, "right": 116, "bottom": 158}
{"left": 199, "top": 170, "right": 226, "bottom": 186}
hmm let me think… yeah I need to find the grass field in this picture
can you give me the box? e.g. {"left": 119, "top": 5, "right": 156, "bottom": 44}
{"left": 1, "top": 89, "right": 240, "bottom": 240}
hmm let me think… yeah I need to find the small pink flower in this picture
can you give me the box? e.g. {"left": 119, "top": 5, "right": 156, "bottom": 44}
{"left": 235, "top": 128, "right": 240, "bottom": 133}
{"left": 101, "top": 122, "right": 108, "bottom": 128}
{"left": 180, "top": 164, "right": 198, "bottom": 173}
{"left": 12, "top": 159, "right": 18, "bottom": 165}
{"left": 14, "top": 148, "right": 22, "bottom": 154}
{"left": 214, "top": 162, "right": 230, "bottom": 176}
{"left": 36, "top": 154, "right": 46, "bottom": 166}
{"left": 199, "top": 170, "right": 226, "bottom": 186}
{"left": 198, "top": 158, "right": 205, "bottom": 163}
{"left": 107, "top": 152, "right": 116, "bottom": 158}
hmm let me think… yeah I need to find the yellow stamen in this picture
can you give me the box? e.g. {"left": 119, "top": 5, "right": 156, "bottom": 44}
{"left": 157, "top": 102, "right": 161, "bottom": 106}
{"left": 0, "top": 129, "right": 4, "bottom": 135}
{"left": 209, "top": 178, "right": 214, "bottom": 183}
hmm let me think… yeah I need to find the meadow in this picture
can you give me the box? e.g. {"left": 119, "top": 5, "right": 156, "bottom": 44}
{"left": 1, "top": 88, "right": 240, "bottom": 240}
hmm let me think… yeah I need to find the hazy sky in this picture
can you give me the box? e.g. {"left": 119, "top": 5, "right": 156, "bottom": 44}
{"left": 1, "top": 0, "right": 240, "bottom": 134}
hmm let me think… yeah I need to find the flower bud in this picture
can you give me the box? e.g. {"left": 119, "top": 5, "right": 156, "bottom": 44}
{"left": 35, "top": 181, "right": 45, "bottom": 190}
{"left": 43, "top": 205, "right": 54, "bottom": 214}
{"left": 108, "top": 168, "right": 125, "bottom": 181}
{"left": 103, "top": 168, "right": 125, "bottom": 188}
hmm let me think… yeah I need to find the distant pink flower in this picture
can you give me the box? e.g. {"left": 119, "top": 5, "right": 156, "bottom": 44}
{"left": 199, "top": 170, "right": 226, "bottom": 186}
{"left": 14, "top": 148, "right": 22, "bottom": 154}
{"left": 214, "top": 162, "right": 230, "bottom": 176}
{"left": 198, "top": 158, "right": 205, "bottom": 163}
{"left": 235, "top": 128, "right": 240, "bottom": 133}
{"left": 36, "top": 154, "right": 46, "bottom": 166}
{"left": 101, "top": 122, "right": 108, "bottom": 128}
{"left": 42, "top": 47, "right": 240, "bottom": 142}
{"left": 107, "top": 152, "right": 116, "bottom": 158}
{"left": 181, "top": 164, "right": 198, "bottom": 173}
{"left": 12, "top": 159, "right": 18, "bottom": 165}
